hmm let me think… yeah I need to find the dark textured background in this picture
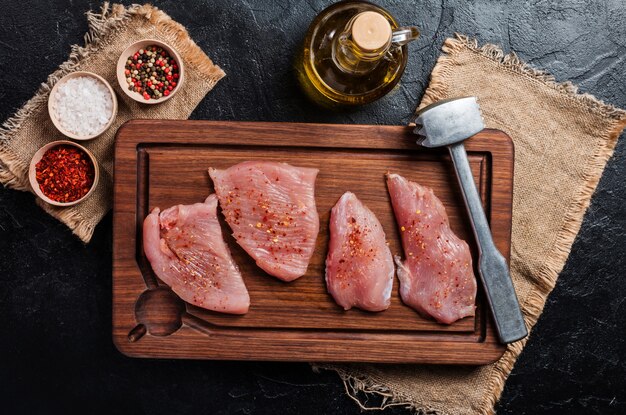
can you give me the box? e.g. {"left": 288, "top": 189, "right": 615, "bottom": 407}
{"left": 1, "top": 1, "right": 625, "bottom": 414}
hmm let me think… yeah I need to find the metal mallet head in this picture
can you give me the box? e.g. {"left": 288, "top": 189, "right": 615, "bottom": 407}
{"left": 412, "top": 97, "right": 485, "bottom": 148}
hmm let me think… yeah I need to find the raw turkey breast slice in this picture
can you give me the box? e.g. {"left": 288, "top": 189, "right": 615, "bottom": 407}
{"left": 386, "top": 173, "right": 477, "bottom": 324}
{"left": 209, "top": 161, "right": 320, "bottom": 282}
{"left": 143, "top": 195, "right": 250, "bottom": 314}
{"left": 325, "top": 192, "right": 394, "bottom": 312}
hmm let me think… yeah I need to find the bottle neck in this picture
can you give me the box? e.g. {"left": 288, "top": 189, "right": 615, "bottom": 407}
{"left": 332, "top": 14, "right": 391, "bottom": 75}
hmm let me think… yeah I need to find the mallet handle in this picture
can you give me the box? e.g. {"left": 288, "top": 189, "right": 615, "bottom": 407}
{"left": 449, "top": 142, "right": 528, "bottom": 344}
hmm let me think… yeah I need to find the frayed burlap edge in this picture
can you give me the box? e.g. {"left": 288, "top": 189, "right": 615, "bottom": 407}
{"left": 0, "top": 2, "right": 225, "bottom": 242}
{"left": 315, "top": 34, "right": 626, "bottom": 415}
{"left": 312, "top": 365, "right": 442, "bottom": 414}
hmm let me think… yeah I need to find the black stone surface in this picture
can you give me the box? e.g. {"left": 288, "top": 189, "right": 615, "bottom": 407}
{"left": 1, "top": 1, "right": 625, "bottom": 414}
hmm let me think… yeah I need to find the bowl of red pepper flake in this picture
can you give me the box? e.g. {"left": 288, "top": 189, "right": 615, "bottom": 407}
{"left": 28, "top": 141, "right": 99, "bottom": 206}
{"left": 116, "top": 39, "right": 184, "bottom": 104}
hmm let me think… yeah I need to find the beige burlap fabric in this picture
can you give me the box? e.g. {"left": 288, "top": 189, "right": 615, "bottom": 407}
{"left": 318, "top": 35, "right": 626, "bottom": 414}
{"left": 0, "top": 3, "right": 224, "bottom": 242}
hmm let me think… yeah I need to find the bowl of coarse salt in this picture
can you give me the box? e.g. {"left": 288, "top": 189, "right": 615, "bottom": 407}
{"left": 48, "top": 71, "right": 118, "bottom": 140}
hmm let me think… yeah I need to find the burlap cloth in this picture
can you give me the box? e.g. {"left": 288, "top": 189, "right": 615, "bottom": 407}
{"left": 317, "top": 35, "right": 626, "bottom": 414}
{"left": 0, "top": 3, "right": 224, "bottom": 242}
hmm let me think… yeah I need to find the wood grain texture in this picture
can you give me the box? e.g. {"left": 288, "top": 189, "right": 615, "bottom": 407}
{"left": 113, "top": 120, "right": 514, "bottom": 364}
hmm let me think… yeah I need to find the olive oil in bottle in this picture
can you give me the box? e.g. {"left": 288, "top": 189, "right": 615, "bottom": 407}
{"left": 296, "top": 1, "right": 419, "bottom": 109}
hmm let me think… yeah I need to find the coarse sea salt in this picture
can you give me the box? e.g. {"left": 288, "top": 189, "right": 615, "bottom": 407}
{"left": 53, "top": 76, "right": 113, "bottom": 137}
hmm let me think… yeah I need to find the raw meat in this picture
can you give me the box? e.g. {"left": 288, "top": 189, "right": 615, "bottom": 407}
{"left": 209, "top": 161, "right": 320, "bottom": 282}
{"left": 386, "top": 173, "right": 476, "bottom": 324}
{"left": 143, "top": 195, "right": 250, "bottom": 314}
{"left": 325, "top": 192, "right": 394, "bottom": 312}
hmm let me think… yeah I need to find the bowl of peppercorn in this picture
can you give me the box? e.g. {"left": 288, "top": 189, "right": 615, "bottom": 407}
{"left": 116, "top": 39, "right": 184, "bottom": 104}
{"left": 28, "top": 140, "right": 99, "bottom": 207}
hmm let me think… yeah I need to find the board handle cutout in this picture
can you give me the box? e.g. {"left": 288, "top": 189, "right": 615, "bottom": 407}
{"left": 130, "top": 287, "right": 186, "bottom": 340}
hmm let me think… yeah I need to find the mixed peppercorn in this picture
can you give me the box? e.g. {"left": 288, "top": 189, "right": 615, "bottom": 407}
{"left": 124, "top": 45, "right": 180, "bottom": 101}
{"left": 35, "top": 145, "right": 95, "bottom": 203}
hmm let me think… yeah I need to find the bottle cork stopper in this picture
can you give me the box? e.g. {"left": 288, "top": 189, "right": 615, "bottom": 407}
{"left": 351, "top": 11, "right": 392, "bottom": 51}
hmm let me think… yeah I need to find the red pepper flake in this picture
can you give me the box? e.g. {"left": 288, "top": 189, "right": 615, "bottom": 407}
{"left": 35, "top": 145, "right": 95, "bottom": 203}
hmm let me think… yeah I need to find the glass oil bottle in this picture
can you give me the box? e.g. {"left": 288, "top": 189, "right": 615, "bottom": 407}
{"left": 295, "top": 1, "right": 419, "bottom": 109}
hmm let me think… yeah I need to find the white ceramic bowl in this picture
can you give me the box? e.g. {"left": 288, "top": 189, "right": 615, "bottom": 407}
{"left": 116, "top": 39, "right": 185, "bottom": 104}
{"left": 48, "top": 71, "right": 118, "bottom": 141}
{"left": 28, "top": 140, "right": 99, "bottom": 207}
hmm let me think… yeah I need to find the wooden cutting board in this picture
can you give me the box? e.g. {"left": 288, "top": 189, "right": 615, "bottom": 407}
{"left": 113, "top": 120, "right": 513, "bottom": 364}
